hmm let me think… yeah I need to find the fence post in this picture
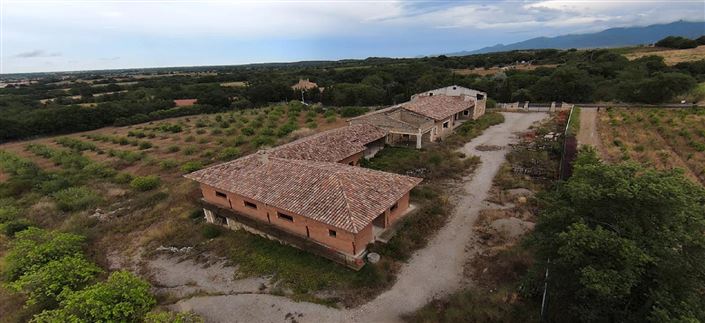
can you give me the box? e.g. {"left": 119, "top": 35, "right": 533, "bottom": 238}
{"left": 559, "top": 106, "right": 575, "bottom": 180}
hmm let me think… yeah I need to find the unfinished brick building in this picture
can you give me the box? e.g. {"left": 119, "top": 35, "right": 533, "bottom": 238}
{"left": 185, "top": 124, "right": 421, "bottom": 269}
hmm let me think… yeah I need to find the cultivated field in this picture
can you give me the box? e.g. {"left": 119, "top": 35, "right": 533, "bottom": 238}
{"left": 624, "top": 45, "right": 705, "bottom": 65}
{"left": 597, "top": 107, "right": 705, "bottom": 184}
{"left": 0, "top": 101, "right": 506, "bottom": 316}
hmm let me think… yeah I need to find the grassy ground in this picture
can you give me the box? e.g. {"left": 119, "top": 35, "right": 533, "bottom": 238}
{"left": 0, "top": 102, "right": 351, "bottom": 317}
{"left": 597, "top": 107, "right": 705, "bottom": 184}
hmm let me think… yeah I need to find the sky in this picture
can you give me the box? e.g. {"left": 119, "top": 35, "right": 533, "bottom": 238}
{"left": 1, "top": 0, "right": 704, "bottom": 73}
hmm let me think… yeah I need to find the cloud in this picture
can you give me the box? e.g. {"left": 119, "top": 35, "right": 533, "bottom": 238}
{"left": 1, "top": 0, "right": 702, "bottom": 73}
{"left": 12, "top": 49, "right": 61, "bottom": 58}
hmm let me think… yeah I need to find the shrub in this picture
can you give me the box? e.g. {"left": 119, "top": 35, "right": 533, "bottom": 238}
{"left": 189, "top": 209, "right": 204, "bottom": 220}
{"left": 166, "top": 145, "right": 180, "bottom": 153}
{"left": 157, "top": 123, "right": 182, "bottom": 133}
{"left": 138, "top": 141, "right": 153, "bottom": 150}
{"left": 113, "top": 172, "right": 133, "bottom": 184}
{"left": 53, "top": 187, "right": 101, "bottom": 212}
{"left": 9, "top": 255, "right": 101, "bottom": 308}
{"left": 32, "top": 271, "right": 155, "bottom": 323}
{"left": 181, "top": 161, "right": 203, "bottom": 173}
{"left": 3, "top": 227, "right": 85, "bottom": 281}
{"left": 202, "top": 225, "right": 222, "bottom": 239}
{"left": 252, "top": 135, "right": 275, "bottom": 147}
{"left": 130, "top": 175, "right": 161, "bottom": 191}
{"left": 276, "top": 123, "right": 298, "bottom": 137}
{"left": 82, "top": 163, "right": 117, "bottom": 178}
{"left": 200, "top": 150, "right": 215, "bottom": 158}
{"left": 1, "top": 219, "right": 31, "bottom": 237}
{"left": 231, "top": 135, "right": 246, "bottom": 146}
{"left": 242, "top": 127, "right": 255, "bottom": 136}
{"left": 218, "top": 147, "right": 241, "bottom": 160}
{"left": 0, "top": 201, "right": 21, "bottom": 223}
{"left": 182, "top": 146, "right": 197, "bottom": 156}
{"left": 159, "top": 159, "right": 178, "bottom": 170}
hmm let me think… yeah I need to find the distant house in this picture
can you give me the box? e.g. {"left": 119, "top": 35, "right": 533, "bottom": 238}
{"left": 174, "top": 99, "right": 197, "bottom": 107}
{"left": 291, "top": 78, "right": 319, "bottom": 91}
{"left": 185, "top": 124, "right": 420, "bottom": 269}
{"left": 349, "top": 85, "right": 487, "bottom": 148}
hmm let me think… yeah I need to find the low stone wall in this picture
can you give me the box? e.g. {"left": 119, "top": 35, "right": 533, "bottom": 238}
{"left": 200, "top": 199, "right": 366, "bottom": 270}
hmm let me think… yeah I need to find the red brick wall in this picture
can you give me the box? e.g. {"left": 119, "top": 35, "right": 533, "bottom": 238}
{"left": 338, "top": 151, "right": 364, "bottom": 166}
{"left": 387, "top": 191, "right": 411, "bottom": 224}
{"left": 201, "top": 184, "right": 363, "bottom": 255}
{"left": 199, "top": 184, "right": 412, "bottom": 256}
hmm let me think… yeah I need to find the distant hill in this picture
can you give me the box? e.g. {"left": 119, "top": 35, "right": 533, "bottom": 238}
{"left": 447, "top": 20, "right": 705, "bottom": 56}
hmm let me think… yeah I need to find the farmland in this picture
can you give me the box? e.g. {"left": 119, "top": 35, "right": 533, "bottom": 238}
{"left": 0, "top": 103, "right": 356, "bottom": 320}
{"left": 597, "top": 107, "right": 705, "bottom": 184}
{"left": 0, "top": 98, "right": 508, "bottom": 320}
{"left": 624, "top": 45, "right": 705, "bottom": 65}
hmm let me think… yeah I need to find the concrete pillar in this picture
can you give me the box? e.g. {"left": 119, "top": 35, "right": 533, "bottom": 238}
{"left": 204, "top": 208, "right": 215, "bottom": 223}
{"left": 416, "top": 131, "right": 423, "bottom": 149}
{"left": 550, "top": 101, "right": 556, "bottom": 112}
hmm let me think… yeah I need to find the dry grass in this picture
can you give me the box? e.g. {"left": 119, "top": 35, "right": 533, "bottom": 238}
{"left": 452, "top": 64, "right": 558, "bottom": 76}
{"left": 624, "top": 45, "right": 705, "bottom": 65}
{"left": 597, "top": 107, "right": 705, "bottom": 185}
{"left": 219, "top": 81, "right": 247, "bottom": 87}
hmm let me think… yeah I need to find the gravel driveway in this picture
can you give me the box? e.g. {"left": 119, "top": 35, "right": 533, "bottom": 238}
{"left": 172, "top": 112, "right": 548, "bottom": 323}
{"left": 577, "top": 107, "right": 600, "bottom": 148}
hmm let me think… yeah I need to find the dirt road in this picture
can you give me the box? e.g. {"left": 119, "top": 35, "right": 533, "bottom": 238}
{"left": 172, "top": 112, "right": 549, "bottom": 323}
{"left": 577, "top": 107, "right": 600, "bottom": 148}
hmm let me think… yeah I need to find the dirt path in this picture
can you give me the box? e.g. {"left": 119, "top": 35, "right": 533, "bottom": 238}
{"left": 171, "top": 112, "right": 549, "bottom": 323}
{"left": 577, "top": 107, "right": 600, "bottom": 148}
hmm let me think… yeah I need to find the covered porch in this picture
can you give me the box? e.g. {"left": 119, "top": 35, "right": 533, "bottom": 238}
{"left": 386, "top": 129, "right": 433, "bottom": 149}
{"left": 371, "top": 203, "right": 417, "bottom": 243}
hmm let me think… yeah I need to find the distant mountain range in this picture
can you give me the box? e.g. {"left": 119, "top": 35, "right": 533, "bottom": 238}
{"left": 446, "top": 20, "right": 705, "bottom": 56}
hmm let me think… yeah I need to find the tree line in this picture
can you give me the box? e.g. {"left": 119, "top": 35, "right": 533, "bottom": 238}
{"left": 1, "top": 41, "right": 704, "bottom": 142}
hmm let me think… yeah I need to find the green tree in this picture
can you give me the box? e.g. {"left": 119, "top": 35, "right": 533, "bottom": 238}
{"left": 655, "top": 36, "right": 698, "bottom": 49}
{"left": 9, "top": 256, "right": 102, "bottom": 307}
{"left": 31, "top": 271, "right": 156, "bottom": 323}
{"left": 3, "top": 228, "right": 85, "bottom": 282}
{"left": 530, "top": 66, "right": 595, "bottom": 102}
{"left": 529, "top": 149, "right": 705, "bottom": 322}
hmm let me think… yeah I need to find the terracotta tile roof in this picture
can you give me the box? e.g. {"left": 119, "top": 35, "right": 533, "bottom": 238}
{"left": 174, "top": 99, "right": 197, "bottom": 107}
{"left": 267, "top": 124, "right": 387, "bottom": 162}
{"left": 185, "top": 154, "right": 421, "bottom": 233}
{"left": 400, "top": 95, "right": 474, "bottom": 120}
{"left": 292, "top": 79, "right": 319, "bottom": 90}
